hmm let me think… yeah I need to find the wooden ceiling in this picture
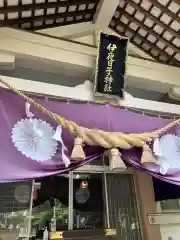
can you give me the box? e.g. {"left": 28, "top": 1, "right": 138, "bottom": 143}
{"left": 0, "top": 0, "right": 99, "bottom": 30}
{"left": 110, "top": 0, "right": 180, "bottom": 67}
{"left": 0, "top": 0, "right": 180, "bottom": 67}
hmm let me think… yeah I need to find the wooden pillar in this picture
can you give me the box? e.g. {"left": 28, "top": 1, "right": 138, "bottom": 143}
{"left": 134, "top": 170, "right": 161, "bottom": 240}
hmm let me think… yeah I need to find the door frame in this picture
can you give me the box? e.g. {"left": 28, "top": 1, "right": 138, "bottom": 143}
{"left": 70, "top": 158, "right": 145, "bottom": 239}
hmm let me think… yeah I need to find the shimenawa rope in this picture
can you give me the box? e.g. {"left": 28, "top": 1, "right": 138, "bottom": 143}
{"left": 0, "top": 78, "right": 178, "bottom": 164}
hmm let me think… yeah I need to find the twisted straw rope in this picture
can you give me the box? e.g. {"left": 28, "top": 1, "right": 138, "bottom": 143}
{"left": 0, "top": 78, "right": 179, "bottom": 149}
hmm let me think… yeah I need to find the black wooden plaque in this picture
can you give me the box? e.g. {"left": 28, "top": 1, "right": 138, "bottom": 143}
{"left": 94, "top": 32, "right": 128, "bottom": 99}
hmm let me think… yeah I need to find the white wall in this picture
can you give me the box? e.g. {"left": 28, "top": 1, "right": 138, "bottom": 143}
{"left": 157, "top": 201, "right": 180, "bottom": 240}
{"left": 160, "top": 225, "right": 179, "bottom": 240}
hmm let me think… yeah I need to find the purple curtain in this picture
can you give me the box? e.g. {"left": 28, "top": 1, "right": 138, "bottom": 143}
{"left": 0, "top": 88, "right": 179, "bottom": 184}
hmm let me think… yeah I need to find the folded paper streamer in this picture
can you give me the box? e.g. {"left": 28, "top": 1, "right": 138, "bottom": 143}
{"left": 153, "top": 134, "right": 180, "bottom": 174}
{"left": 26, "top": 102, "right": 34, "bottom": 118}
{"left": 53, "top": 125, "right": 70, "bottom": 167}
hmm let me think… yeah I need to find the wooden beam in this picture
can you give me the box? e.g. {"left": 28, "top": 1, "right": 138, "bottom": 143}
{"left": 93, "top": 0, "right": 119, "bottom": 28}
{"left": 37, "top": 22, "right": 96, "bottom": 39}
{"left": 135, "top": 171, "right": 161, "bottom": 240}
{"left": 33, "top": 19, "right": 93, "bottom": 31}
{"left": 1, "top": 75, "right": 180, "bottom": 115}
{"left": 0, "top": 51, "right": 15, "bottom": 70}
{"left": 38, "top": 22, "right": 153, "bottom": 58}
{"left": 0, "top": 27, "right": 95, "bottom": 56}
{"left": 1, "top": 28, "right": 180, "bottom": 92}
{"left": 168, "top": 87, "right": 180, "bottom": 102}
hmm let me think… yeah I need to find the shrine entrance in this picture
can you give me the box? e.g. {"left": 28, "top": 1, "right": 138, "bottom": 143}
{"left": 0, "top": 158, "right": 144, "bottom": 240}
{"left": 47, "top": 160, "right": 144, "bottom": 240}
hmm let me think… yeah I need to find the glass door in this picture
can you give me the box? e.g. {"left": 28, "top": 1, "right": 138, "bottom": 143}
{"left": 105, "top": 173, "right": 143, "bottom": 240}
{"left": 70, "top": 171, "right": 143, "bottom": 239}
{"left": 71, "top": 165, "right": 143, "bottom": 240}
{"left": 72, "top": 173, "right": 105, "bottom": 230}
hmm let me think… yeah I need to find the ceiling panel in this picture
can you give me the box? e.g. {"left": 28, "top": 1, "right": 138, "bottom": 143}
{"left": 109, "top": 0, "right": 180, "bottom": 67}
{"left": 0, "top": 0, "right": 99, "bottom": 30}
{"left": 1, "top": 0, "right": 180, "bottom": 67}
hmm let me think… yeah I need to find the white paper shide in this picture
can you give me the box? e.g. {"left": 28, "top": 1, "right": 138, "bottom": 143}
{"left": 12, "top": 118, "right": 58, "bottom": 162}
{"left": 153, "top": 134, "right": 180, "bottom": 174}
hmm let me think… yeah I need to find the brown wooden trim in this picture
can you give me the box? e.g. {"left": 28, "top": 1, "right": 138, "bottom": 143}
{"left": 134, "top": 170, "right": 161, "bottom": 240}
{"left": 131, "top": 169, "right": 146, "bottom": 240}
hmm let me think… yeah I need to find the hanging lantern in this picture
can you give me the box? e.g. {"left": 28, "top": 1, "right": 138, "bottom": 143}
{"left": 75, "top": 180, "right": 90, "bottom": 204}
{"left": 80, "top": 180, "right": 88, "bottom": 189}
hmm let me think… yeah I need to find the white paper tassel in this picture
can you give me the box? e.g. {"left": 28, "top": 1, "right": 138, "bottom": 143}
{"left": 153, "top": 138, "right": 162, "bottom": 156}
{"left": 53, "top": 126, "right": 70, "bottom": 167}
{"left": 25, "top": 102, "right": 34, "bottom": 118}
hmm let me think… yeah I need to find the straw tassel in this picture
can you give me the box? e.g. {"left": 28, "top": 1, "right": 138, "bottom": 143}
{"left": 109, "top": 148, "right": 126, "bottom": 170}
{"left": 141, "top": 143, "right": 157, "bottom": 164}
{"left": 71, "top": 136, "right": 85, "bottom": 160}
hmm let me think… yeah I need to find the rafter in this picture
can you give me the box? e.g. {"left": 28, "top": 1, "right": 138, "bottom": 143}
{"left": 36, "top": 22, "right": 95, "bottom": 36}
{"left": 93, "top": 0, "right": 119, "bottom": 28}
{"left": 124, "top": 0, "right": 180, "bottom": 40}
{"left": 116, "top": 6, "right": 180, "bottom": 57}
{"left": 110, "top": 18, "right": 179, "bottom": 66}
{"left": 0, "top": 0, "right": 180, "bottom": 67}
{"left": 0, "top": 9, "right": 94, "bottom": 26}
{"left": 0, "top": 0, "right": 98, "bottom": 14}
{"left": 3, "top": 0, "right": 8, "bottom": 21}
{"left": 150, "top": 0, "right": 180, "bottom": 23}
